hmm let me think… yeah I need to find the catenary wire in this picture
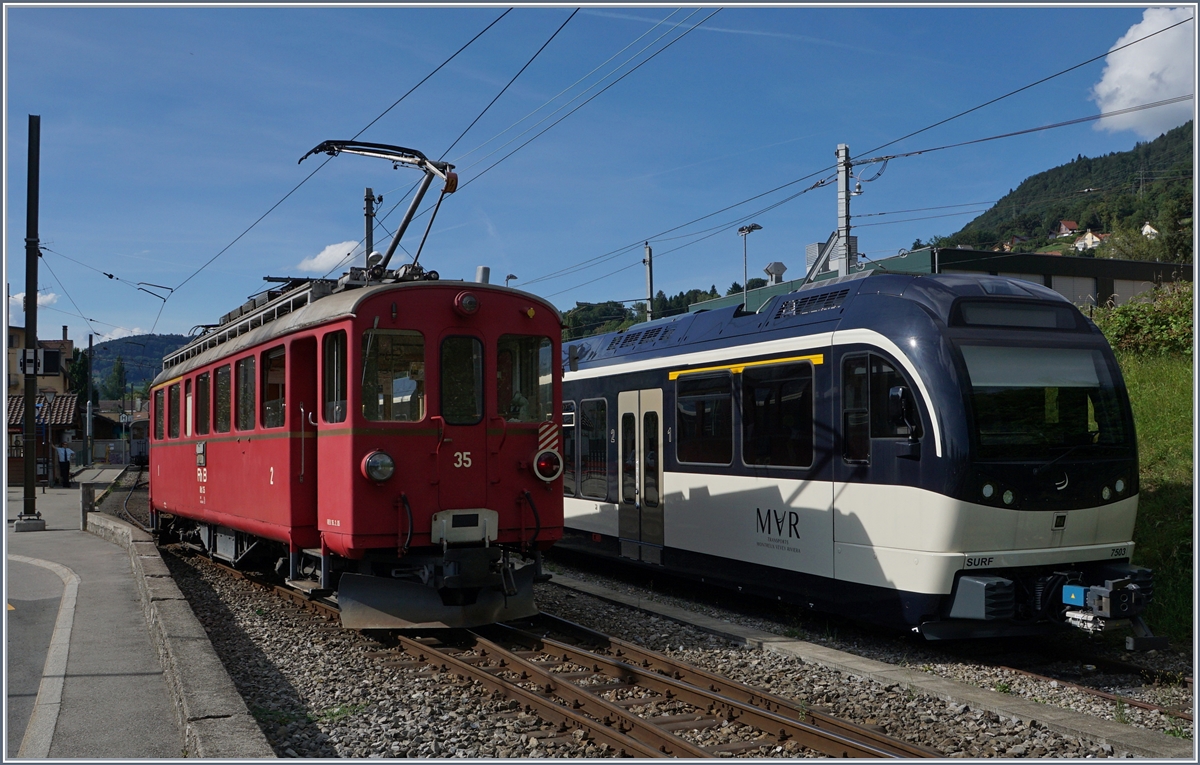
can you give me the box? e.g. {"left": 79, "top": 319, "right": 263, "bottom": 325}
{"left": 355, "top": 5, "right": 707, "bottom": 271}
{"left": 322, "top": 9, "right": 583, "bottom": 278}
{"left": 153, "top": 10, "right": 513, "bottom": 330}
{"left": 539, "top": 94, "right": 1193, "bottom": 297}
{"left": 439, "top": 9, "right": 579, "bottom": 161}
{"left": 519, "top": 17, "right": 1194, "bottom": 292}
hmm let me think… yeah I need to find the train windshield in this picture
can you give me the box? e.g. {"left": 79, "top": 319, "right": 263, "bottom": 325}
{"left": 959, "top": 344, "right": 1130, "bottom": 460}
{"left": 497, "top": 335, "right": 553, "bottom": 422}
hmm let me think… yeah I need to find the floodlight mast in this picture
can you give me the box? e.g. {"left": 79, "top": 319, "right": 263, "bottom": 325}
{"left": 300, "top": 140, "right": 458, "bottom": 273}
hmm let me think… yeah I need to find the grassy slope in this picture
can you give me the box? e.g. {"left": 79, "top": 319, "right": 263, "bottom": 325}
{"left": 1119, "top": 353, "right": 1194, "bottom": 641}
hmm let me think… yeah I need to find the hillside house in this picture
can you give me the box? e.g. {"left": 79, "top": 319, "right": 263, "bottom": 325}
{"left": 1054, "top": 220, "right": 1080, "bottom": 238}
{"left": 1073, "top": 230, "right": 1109, "bottom": 252}
{"left": 1141, "top": 222, "right": 1159, "bottom": 239}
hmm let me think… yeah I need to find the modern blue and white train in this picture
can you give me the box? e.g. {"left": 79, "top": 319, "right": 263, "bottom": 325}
{"left": 556, "top": 271, "right": 1154, "bottom": 639}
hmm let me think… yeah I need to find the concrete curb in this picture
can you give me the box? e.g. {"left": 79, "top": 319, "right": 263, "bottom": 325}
{"left": 549, "top": 573, "right": 1195, "bottom": 759}
{"left": 87, "top": 513, "right": 276, "bottom": 759}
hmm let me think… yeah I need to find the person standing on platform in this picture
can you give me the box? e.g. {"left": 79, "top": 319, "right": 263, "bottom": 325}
{"left": 57, "top": 441, "right": 75, "bottom": 488}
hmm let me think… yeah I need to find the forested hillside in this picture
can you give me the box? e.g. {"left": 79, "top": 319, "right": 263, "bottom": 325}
{"left": 87, "top": 334, "right": 189, "bottom": 392}
{"left": 919, "top": 121, "right": 1193, "bottom": 261}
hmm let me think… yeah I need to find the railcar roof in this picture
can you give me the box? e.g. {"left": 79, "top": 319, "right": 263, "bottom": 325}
{"left": 154, "top": 280, "right": 558, "bottom": 386}
{"left": 564, "top": 271, "right": 1072, "bottom": 372}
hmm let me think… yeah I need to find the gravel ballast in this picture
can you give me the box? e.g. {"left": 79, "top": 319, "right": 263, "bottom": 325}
{"left": 98, "top": 481, "right": 1193, "bottom": 758}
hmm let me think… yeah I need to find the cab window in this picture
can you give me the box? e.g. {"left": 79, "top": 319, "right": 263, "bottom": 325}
{"left": 362, "top": 330, "right": 425, "bottom": 422}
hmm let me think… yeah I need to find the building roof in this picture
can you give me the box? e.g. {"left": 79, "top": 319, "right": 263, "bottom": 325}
{"left": 7, "top": 394, "right": 79, "bottom": 427}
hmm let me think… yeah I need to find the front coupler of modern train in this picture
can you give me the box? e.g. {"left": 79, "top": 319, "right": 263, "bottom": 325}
{"left": 921, "top": 561, "right": 1161, "bottom": 647}
{"left": 338, "top": 508, "right": 542, "bottom": 629}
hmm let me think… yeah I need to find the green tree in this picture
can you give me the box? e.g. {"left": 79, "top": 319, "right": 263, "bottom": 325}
{"left": 66, "top": 348, "right": 100, "bottom": 407}
{"left": 102, "top": 355, "right": 127, "bottom": 400}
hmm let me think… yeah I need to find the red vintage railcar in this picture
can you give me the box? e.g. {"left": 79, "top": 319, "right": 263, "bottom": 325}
{"left": 149, "top": 141, "right": 564, "bottom": 628}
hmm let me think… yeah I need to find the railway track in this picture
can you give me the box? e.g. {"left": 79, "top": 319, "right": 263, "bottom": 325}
{"left": 196, "top": 555, "right": 932, "bottom": 757}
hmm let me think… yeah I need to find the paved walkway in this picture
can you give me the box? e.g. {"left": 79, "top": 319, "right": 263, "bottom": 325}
{"left": 5, "top": 469, "right": 183, "bottom": 758}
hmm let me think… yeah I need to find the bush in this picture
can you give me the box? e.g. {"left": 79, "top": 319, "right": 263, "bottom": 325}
{"left": 1092, "top": 281, "right": 1193, "bottom": 356}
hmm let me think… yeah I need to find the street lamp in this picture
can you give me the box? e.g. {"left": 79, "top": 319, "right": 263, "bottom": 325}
{"left": 737, "top": 223, "right": 763, "bottom": 309}
{"left": 505, "top": 274, "right": 517, "bottom": 287}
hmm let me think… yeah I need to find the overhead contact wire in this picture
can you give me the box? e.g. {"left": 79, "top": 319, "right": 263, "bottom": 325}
{"left": 154, "top": 9, "right": 514, "bottom": 329}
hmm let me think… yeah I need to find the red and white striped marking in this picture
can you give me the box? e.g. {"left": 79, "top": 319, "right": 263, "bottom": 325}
{"left": 538, "top": 421, "right": 560, "bottom": 453}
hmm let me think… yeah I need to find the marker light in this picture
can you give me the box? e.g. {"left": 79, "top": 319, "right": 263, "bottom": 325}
{"left": 1115, "top": 479, "right": 1126, "bottom": 494}
{"left": 454, "top": 292, "right": 479, "bottom": 316}
{"left": 362, "top": 450, "right": 396, "bottom": 482}
{"left": 1101, "top": 486, "right": 1112, "bottom": 501}
{"left": 1002, "top": 490, "right": 1015, "bottom": 506}
{"left": 533, "top": 449, "right": 563, "bottom": 482}
{"left": 982, "top": 483, "right": 995, "bottom": 499}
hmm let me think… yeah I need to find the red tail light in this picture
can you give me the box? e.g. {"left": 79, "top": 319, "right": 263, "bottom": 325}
{"left": 533, "top": 449, "right": 563, "bottom": 482}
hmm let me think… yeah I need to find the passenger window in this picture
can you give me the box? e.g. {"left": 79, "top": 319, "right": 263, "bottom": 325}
{"left": 842, "top": 356, "right": 870, "bottom": 463}
{"left": 440, "top": 336, "right": 482, "bottom": 425}
{"left": 579, "top": 398, "right": 608, "bottom": 499}
{"left": 870, "top": 356, "right": 921, "bottom": 439}
{"left": 621, "top": 413, "right": 636, "bottom": 503}
{"left": 742, "top": 362, "right": 814, "bottom": 468}
{"left": 362, "top": 330, "right": 425, "bottom": 422}
{"left": 154, "top": 388, "right": 165, "bottom": 440}
{"left": 676, "top": 375, "right": 733, "bottom": 465}
{"left": 214, "top": 365, "right": 231, "bottom": 433}
{"left": 196, "top": 372, "right": 210, "bottom": 435}
{"left": 563, "top": 401, "right": 577, "bottom": 497}
{"left": 185, "top": 379, "right": 193, "bottom": 437}
{"left": 235, "top": 356, "right": 256, "bottom": 431}
{"left": 168, "top": 384, "right": 181, "bottom": 439}
{"left": 497, "top": 335, "right": 553, "bottom": 422}
{"left": 643, "top": 411, "right": 659, "bottom": 508}
{"left": 323, "top": 330, "right": 347, "bottom": 423}
{"left": 261, "top": 345, "right": 286, "bottom": 428}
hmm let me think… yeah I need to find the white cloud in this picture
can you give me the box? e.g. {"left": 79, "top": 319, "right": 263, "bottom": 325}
{"left": 99, "top": 327, "right": 145, "bottom": 341}
{"left": 1091, "top": 8, "right": 1195, "bottom": 138}
{"left": 296, "top": 241, "right": 360, "bottom": 273}
{"left": 9, "top": 291, "right": 60, "bottom": 313}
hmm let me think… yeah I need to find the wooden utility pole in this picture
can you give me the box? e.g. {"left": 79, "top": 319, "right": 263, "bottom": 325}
{"left": 19, "top": 114, "right": 45, "bottom": 530}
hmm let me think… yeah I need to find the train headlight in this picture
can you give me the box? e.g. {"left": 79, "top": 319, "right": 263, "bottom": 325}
{"left": 533, "top": 449, "right": 563, "bottom": 482}
{"left": 1115, "top": 479, "right": 1126, "bottom": 494}
{"left": 982, "top": 483, "right": 995, "bottom": 499}
{"left": 362, "top": 450, "right": 396, "bottom": 482}
{"left": 1002, "top": 489, "right": 1015, "bottom": 506}
{"left": 1101, "top": 486, "right": 1112, "bottom": 501}
{"left": 454, "top": 291, "right": 479, "bottom": 316}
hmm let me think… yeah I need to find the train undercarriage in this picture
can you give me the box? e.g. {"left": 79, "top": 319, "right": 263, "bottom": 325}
{"left": 156, "top": 513, "right": 545, "bottom": 629}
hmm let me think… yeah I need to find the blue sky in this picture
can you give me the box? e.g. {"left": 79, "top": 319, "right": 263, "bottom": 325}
{"left": 4, "top": 5, "right": 1196, "bottom": 343}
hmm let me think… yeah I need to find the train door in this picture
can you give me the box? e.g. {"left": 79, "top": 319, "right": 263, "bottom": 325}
{"left": 832, "top": 351, "right": 925, "bottom": 589}
{"left": 290, "top": 337, "right": 319, "bottom": 523}
{"left": 617, "top": 388, "right": 664, "bottom": 564}
{"left": 437, "top": 334, "right": 487, "bottom": 510}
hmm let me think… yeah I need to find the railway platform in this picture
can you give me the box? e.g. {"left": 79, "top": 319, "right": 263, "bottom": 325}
{"left": 5, "top": 470, "right": 273, "bottom": 759}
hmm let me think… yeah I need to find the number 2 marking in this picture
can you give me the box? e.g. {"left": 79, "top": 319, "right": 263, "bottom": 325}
{"left": 454, "top": 451, "right": 472, "bottom": 468}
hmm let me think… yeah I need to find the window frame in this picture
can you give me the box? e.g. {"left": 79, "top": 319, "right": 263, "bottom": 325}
{"left": 153, "top": 388, "right": 165, "bottom": 440}
{"left": 195, "top": 372, "right": 211, "bottom": 435}
{"left": 674, "top": 373, "right": 734, "bottom": 466}
{"left": 323, "top": 330, "right": 347, "bottom": 423}
{"left": 740, "top": 360, "right": 816, "bottom": 470}
{"left": 562, "top": 400, "right": 577, "bottom": 497}
{"left": 235, "top": 356, "right": 256, "bottom": 432}
{"left": 439, "top": 335, "right": 484, "bottom": 426}
{"left": 578, "top": 397, "right": 608, "bottom": 500}
{"left": 168, "top": 383, "right": 181, "bottom": 439}
{"left": 261, "top": 345, "right": 286, "bottom": 429}
{"left": 214, "top": 365, "right": 232, "bottom": 433}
